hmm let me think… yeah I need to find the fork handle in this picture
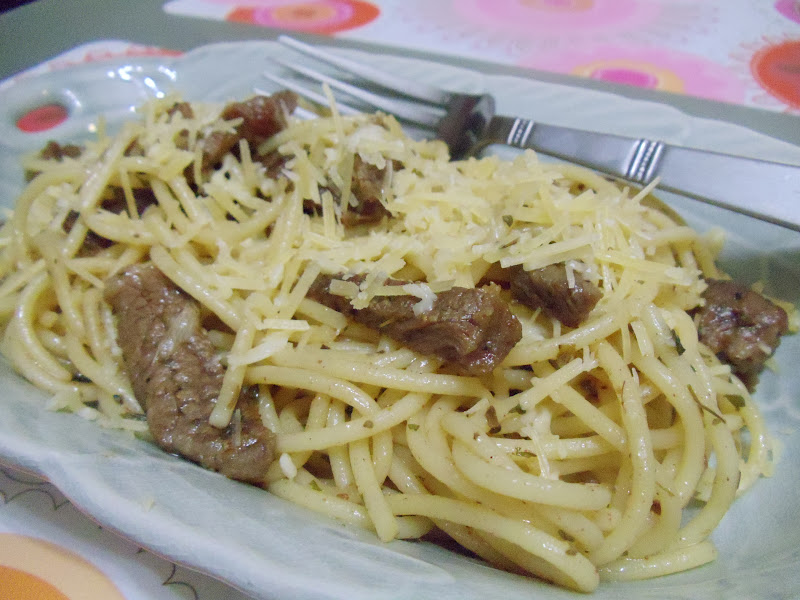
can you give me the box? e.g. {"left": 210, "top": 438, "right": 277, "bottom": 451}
{"left": 491, "top": 116, "right": 800, "bottom": 231}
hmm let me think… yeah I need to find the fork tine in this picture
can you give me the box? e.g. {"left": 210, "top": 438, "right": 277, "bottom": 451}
{"left": 273, "top": 59, "right": 444, "bottom": 128}
{"left": 278, "top": 35, "right": 452, "bottom": 106}
{"left": 260, "top": 73, "right": 361, "bottom": 116}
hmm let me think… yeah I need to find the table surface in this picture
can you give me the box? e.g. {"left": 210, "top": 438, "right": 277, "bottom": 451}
{"left": 0, "top": 2, "right": 798, "bottom": 599}
{"left": 2, "top": 0, "right": 799, "bottom": 145}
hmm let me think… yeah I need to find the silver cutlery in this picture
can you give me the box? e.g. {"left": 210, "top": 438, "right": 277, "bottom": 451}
{"left": 265, "top": 35, "right": 800, "bottom": 232}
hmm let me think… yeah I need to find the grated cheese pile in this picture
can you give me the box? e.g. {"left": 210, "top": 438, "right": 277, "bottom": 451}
{"left": 8, "top": 93, "right": 720, "bottom": 430}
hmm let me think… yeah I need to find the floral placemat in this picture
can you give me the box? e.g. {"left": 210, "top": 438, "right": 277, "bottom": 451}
{"left": 0, "top": 466, "right": 255, "bottom": 600}
{"left": 163, "top": 0, "right": 800, "bottom": 114}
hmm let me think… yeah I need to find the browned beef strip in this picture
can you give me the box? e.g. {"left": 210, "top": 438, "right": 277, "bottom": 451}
{"left": 507, "top": 263, "right": 602, "bottom": 328}
{"left": 167, "top": 101, "right": 194, "bottom": 120}
{"left": 39, "top": 140, "right": 83, "bottom": 161}
{"left": 301, "top": 156, "right": 395, "bottom": 225}
{"left": 64, "top": 186, "right": 158, "bottom": 255}
{"left": 260, "top": 149, "right": 291, "bottom": 180}
{"left": 203, "top": 91, "right": 298, "bottom": 172}
{"left": 165, "top": 102, "right": 196, "bottom": 154}
{"left": 695, "top": 279, "right": 789, "bottom": 390}
{"left": 105, "top": 263, "right": 276, "bottom": 483}
{"left": 201, "top": 138, "right": 238, "bottom": 174}
{"left": 341, "top": 156, "right": 391, "bottom": 226}
{"left": 26, "top": 141, "right": 84, "bottom": 181}
{"left": 307, "top": 274, "right": 522, "bottom": 375}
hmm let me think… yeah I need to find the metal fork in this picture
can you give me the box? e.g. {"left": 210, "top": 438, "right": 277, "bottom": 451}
{"left": 266, "top": 36, "right": 800, "bottom": 232}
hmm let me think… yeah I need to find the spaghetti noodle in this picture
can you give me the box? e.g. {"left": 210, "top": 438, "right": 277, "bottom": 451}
{"left": 0, "top": 93, "right": 785, "bottom": 592}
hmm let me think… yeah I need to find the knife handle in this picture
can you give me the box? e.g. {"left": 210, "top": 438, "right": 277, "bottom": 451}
{"left": 495, "top": 116, "right": 800, "bottom": 231}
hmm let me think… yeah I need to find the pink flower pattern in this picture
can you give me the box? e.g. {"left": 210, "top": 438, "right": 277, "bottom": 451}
{"left": 520, "top": 45, "right": 748, "bottom": 105}
{"left": 159, "top": 0, "right": 800, "bottom": 112}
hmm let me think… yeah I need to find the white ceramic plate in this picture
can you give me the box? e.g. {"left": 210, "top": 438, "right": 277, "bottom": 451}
{"left": 0, "top": 41, "right": 799, "bottom": 600}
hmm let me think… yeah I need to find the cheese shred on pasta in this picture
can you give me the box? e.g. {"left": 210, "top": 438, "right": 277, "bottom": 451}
{"left": 0, "top": 94, "right": 778, "bottom": 592}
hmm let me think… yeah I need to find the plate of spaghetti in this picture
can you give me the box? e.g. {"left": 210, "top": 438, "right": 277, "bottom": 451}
{"left": 0, "top": 41, "right": 799, "bottom": 600}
